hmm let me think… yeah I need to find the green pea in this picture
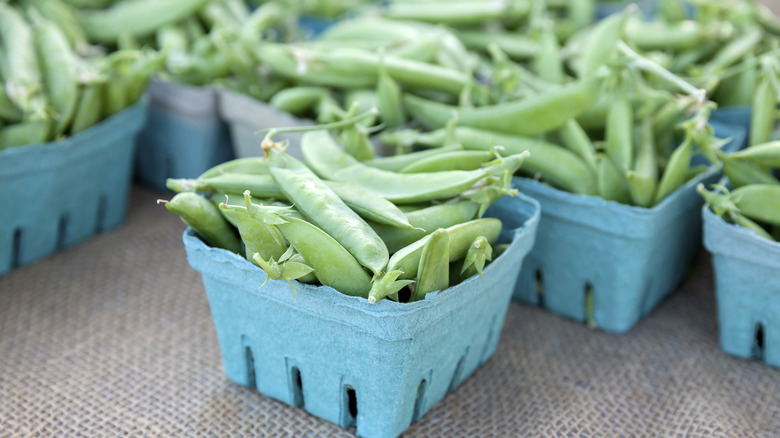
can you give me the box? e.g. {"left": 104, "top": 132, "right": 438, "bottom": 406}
{"left": 363, "top": 145, "right": 462, "bottom": 172}
{"left": 750, "top": 70, "right": 776, "bottom": 147}
{"left": 730, "top": 184, "right": 780, "bottom": 227}
{"left": 376, "top": 55, "right": 406, "bottom": 129}
{"left": 580, "top": 9, "right": 627, "bottom": 74}
{"left": 0, "top": 119, "right": 50, "bottom": 149}
{"left": 70, "top": 82, "right": 104, "bottom": 135}
{"left": 556, "top": 119, "right": 597, "bottom": 172}
{"left": 654, "top": 136, "right": 694, "bottom": 204}
{"left": 605, "top": 76, "right": 634, "bottom": 172}
{"left": 160, "top": 192, "right": 242, "bottom": 254}
{"left": 596, "top": 153, "right": 631, "bottom": 204}
{"left": 729, "top": 141, "right": 780, "bottom": 168}
{"left": 410, "top": 228, "right": 450, "bottom": 302}
{"left": 720, "top": 152, "right": 780, "bottom": 188}
{"left": 399, "top": 150, "right": 494, "bottom": 173}
{"left": 341, "top": 125, "right": 376, "bottom": 162}
{"left": 270, "top": 86, "right": 329, "bottom": 116}
{"left": 324, "top": 181, "right": 414, "bottom": 230}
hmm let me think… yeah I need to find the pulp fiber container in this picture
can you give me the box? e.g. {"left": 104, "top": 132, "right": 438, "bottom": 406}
{"left": 703, "top": 199, "right": 780, "bottom": 368}
{"left": 0, "top": 97, "right": 147, "bottom": 276}
{"left": 596, "top": 0, "right": 657, "bottom": 19}
{"left": 135, "top": 78, "right": 233, "bottom": 191}
{"left": 511, "top": 122, "right": 745, "bottom": 333}
{"left": 183, "top": 194, "right": 540, "bottom": 438}
{"left": 218, "top": 90, "right": 313, "bottom": 160}
{"left": 710, "top": 105, "right": 751, "bottom": 151}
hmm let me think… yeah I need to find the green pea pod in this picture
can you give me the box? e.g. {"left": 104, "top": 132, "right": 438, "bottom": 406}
{"left": 21, "top": 0, "right": 88, "bottom": 53}
{"left": 252, "top": 208, "right": 373, "bottom": 298}
{"left": 730, "top": 184, "right": 780, "bottom": 227}
{"left": 367, "top": 270, "right": 415, "bottom": 304}
{"left": 218, "top": 203, "right": 287, "bottom": 262}
{"left": 720, "top": 153, "right": 780, "bottom": 188}
{"left": 364, "top": 145, "right": 462, "bottom": 172}
{"left": 160, "top": 192, "right": 242, "bottom": 254}
{"left": 124, "top": 51, "right": 166, "bottom": 107}
{"left": 654, "top": 137, "right": 694, "bottom": 204}
{"left": 460, "top": 235, "right": 492, "bottom": 280}
{"left": 199, "top": 157, "right": 271, "bottom": 179}
{"left": 184, "top": 174, "right": 286, "bottom": 198}
{"left": 0, "top": 87, "right": 22, "bottom": 123}
{"left": 456, "top": 30, "right": 539, "bottom": 61}
{"left": 658, "top": 0, "right": 687, "bottom": 23}
{"left": 702, "top": 26, "right": 762, "bottom": 75}
{"left": 729, "top": 141, "right": 780, "bottom": 168}
{"left": 377, "top": 56, "right": 406, "bottom": 129}
{"left": 270, "top": 87, "right": 328, "bottom": 116}
{"left": 569, "top": 0, "right": 596, "bottom": 31}
{"left": 532, "top": 19, "right": 564, "bottom": 84}
{"left": 30, "top": 10, "right": 80, "bottom": 136}
{"left": 625, "top": 171, "right": 657, "bottom": 208}
{"left": 267, "top": 149, "right": 389, "bottom": 276}
{"left": 403, "top": 75, "right": 602, "bottom": 137}
{"left": 715, "top": 54, "right": 757, "bottom": 108}
{"left": 70, "top": 82, "right": 104, "bottom": 135}
{"left": 732, "top": 212, "right": 775, "bottom": 241}
{"left": 596, "top": 153, "right": 631, "bottom": 204}
{"left": 400, "top": 150, "right": 493, "bottom": 173}
{"left": 411, "top": 228, "right": 450, "bottom": 302}
{"left": 0, "top": 119, "right": 51, "bottom": 149}
{"left": 750, "top": 70, "right": 776, "bottom": 147}
{"left": 341, "top": 126, "right": 376, "bottom": 162}
{"left": 388, "top": 218, "right": 502, "bottom": 281}
{"left": 580, "top": 10, "right": 627, "bottom": 75}
{"left": 324, "top": 181, "right": 414, "bottom": 230}
{"left": 605, "top": 77, "right": 634, "bottom": 171}
{"left": 370, "top": 201, "right": 480, "bottom": 254}
{"left": 383, "top": 1, "right": 526, "bottom": 26}
{"left": 389, "top": 31, "right": 443, "bottom": 63}
{"left": 557, "top": 119, "right": 597, "bottom": 172}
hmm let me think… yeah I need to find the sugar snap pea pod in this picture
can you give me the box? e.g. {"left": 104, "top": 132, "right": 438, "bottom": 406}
{"left": 733, "top": 212, "right": 775, "bottom": 241}
{"left": 363, "top": 146, "right": 461, "bottom": 172}
{"left": 124, "top": 51, "right": 166, "bottom": 107}
{"left": 653, "top": 137, "right": 694, "bottom": 205}
{"left": 70, "top": 82, "right": 104, "bottom": 135}
{"left": 184, "top": 174, "right": 286, "bottom": 199}
{"left": 595, "top": 153, "right": 631, "bottom": 204}
{"left": 159, "top": 192, "right": 242, "bottom": 254}
{"left": 77, "top": 0, "right": 210, "bottom": 44}
{"left": 267, "top": 149, "right": 389, "bottom": 276}
{"left": 0, "top": 119, "right": 50, "bottom": 149}
{"left": 251, "top": 206, "right": 373, "bottom": 297}
{"left": 405, "top": 75, "right": 601, "bottom": 137}
{"left": 532, "top": 19, "right": 564, "bottom": 85}
{"left": 702, "top": 26, "right": 762, "bottom": 76}
{"left": 456, "top": 30, "right": 539, "bottom": 61}
{"left": 416, "top": 126, "right": 598, "bottom": 195}
{"left": 557, "top": 119, "right": 597, "bottom": 172}
{"left": 605, "top": 76, "right": 634, "bottom": 172}
{"left": 569, "top": 0, "right": 596, "bottom": 31}
{"left": 714, "top": 53, "right": 758, "bottom": 108}
{"left": 370, "top": 201, "right": 480, "bottom": 254}
{"left": 388, "top": 218, "right": 502, "bottom": 281}
{"left": 624, "top": 19, "right": 724, "bottom": 50}
{"left": 720, "top": 153, "right": 780, "bottom": 188}
{"left": 0, "top": 3, "right": 47, "bottom": 121}
{"left": 580, "top": 9, "right": 627, "bottom": 75}
{"left": 341, "top": 125, "right": 376, "bottom": 162}
{"left": 319, "top": 17, "right": 421, "bottom": 43}
{"left": 399, "top": 150, "right": 494, "bottom": 173}
{"left": 460, "top": 235, "right": 492, "bottom": 279}
{"left": 270, "top": 87, "right": 329, "bottom": 116}
{"left": 384, "top": 1, "right": 527, "bottom": 26}
{"left": 301, "top": 130, "right": 361, "bottom": 178}
{"left": 30, "top": 10, "right": 80, "bottom": 136}
{"left": 730, "top": 185, "right": 780, "bottom": 227}
{"left": 377, "top": 54, "right": 406, "bottom": 129}
{"left": 729, "top": 141, "right": 780, "bottom": 168}
{"left": 410, "top": 228, "right": 450, "bottom": 302}
{"left": 627, "top": 119, "right": 659, "bottom": 207}
{"left": 750, "top": 68, "right": 776, "bottom": 147}
{"left": 625, "top": 171, "right": 657, "bottom": 208}
{"left": 21, "top": 0, "right": 88, "bottom": 53}
{"left": 324, "top": 181, "right": 414, "bottom": 230}
{"left": 0, "top": 87, "right": 22, "bottom": 123}
{"left": 658, "top": 0, "right": 687, "bottom": 23}
{"left": 199, "top": 157, "right": 271, "bottom": 179}
{"left": 219, "top": 203, "right": 287, "bottom": 262}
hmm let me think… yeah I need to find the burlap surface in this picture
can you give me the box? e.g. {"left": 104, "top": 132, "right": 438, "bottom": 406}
{"left": 1, "top": 185, "right": 779, "bottom": 438}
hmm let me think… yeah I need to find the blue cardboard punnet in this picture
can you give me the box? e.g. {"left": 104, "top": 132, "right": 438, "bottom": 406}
{"left": 710, "top": 105, "right": 751, "bottom": 151}
{"left": 596, "top": 0, "right": 657, "bottom": 19}
{"left": 703, "top": 201, "right": 780, "bottom": 368}
{"left": 511, "top": 121, "right": 745, "bottom": 333}
{"left": 183, "top": 194, "right": 540, "bottom": 438}
{"left": 134, "top": 78, "right": 234, "bottom": 191}
{"left": 0, "top": 97, "right": 147, "bottom": 276}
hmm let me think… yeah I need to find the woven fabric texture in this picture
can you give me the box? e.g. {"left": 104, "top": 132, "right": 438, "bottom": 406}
{"left": 1, "top": 186, "right": 779, "bottom": 438}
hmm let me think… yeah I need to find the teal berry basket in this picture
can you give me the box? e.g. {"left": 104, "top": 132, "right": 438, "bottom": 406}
{"left": 183, "top": 194, "right": 540, "bottom": 438}
{"left": 511, "top": 121, "right": 746, "bottom": 333}
{"left": 710, "top": 105, "right": 751, "bottom": 151}
{"left": 703, "top": 193, "right": 780, "bottom": 368}
{"left": 0, "top": 96, "right": 148, "bottom": 276}
{"left": 134, "top": 78, "right": 234, "bottom": 191}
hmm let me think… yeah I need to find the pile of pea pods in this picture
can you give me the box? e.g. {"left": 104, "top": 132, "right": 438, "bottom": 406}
{"left": 0, "top": 1, "right": 162, "bottom": 149}
{"left": 163, "top": 124, "right": 531, "bottom": 303}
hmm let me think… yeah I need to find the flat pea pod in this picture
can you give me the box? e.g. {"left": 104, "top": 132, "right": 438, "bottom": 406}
{"left": 749, "top": 70, "right": 776, "bottom": 147}
{"left": 218, "top": 202, "right": 287, "bottom": 262}
{"left": 595, "top": 153, "right": 631, "bottom": 204}
{"left": 580, "top": 10, "right": 627, "bottom": 75}
{"left": 388, "top": 218, "right": 502, "bottom": 281}
{"left": 324, "top": 181, "right": 414, "bottom": 230}
{"left": 653, "top": 137, "right": 695, "bottom": 205}
{"left": 400, "top": 150, "right": 493, "bottom": 173}
{"left": 415, "top": 126, "right": 597, "bottom": 195}
{"left": 267, "top": 150, "right": 389, "bottom": 276}
{"left": 70, "top": 82, "right": 104, "bottom": 136}
{"left": 729, "top": 141, "right": 780, "bottom": 168}
{"left": 257, "top": 210, "right": 373, "bottom": 298}
{"left": 30, "top": 10, "right": 80, "bottom": 136}
{"left": 411, "top": 228, "right": 450, "bottom": 302}
{"left": 370, "top": 200, "right": 480, "bottom": 254}
{"left": 403, "top": 75, "right": 602, "bottom": 137}
{"left": 730, "top": 184, "right": 780, "bottom": 227}
{"left": 720, "top": 153, "right": 780, "bottom": 188}
{"left": 270, "top": 87, "right": 329, "bottom": 116}
{"left": 160, "top": 192, "right": 242, "bottom": 254}
{"left": 0, "top": 119, "right": 50, "bottom": 149}
{"left": 605, "top": 76, "right": 633, "bottom": 171}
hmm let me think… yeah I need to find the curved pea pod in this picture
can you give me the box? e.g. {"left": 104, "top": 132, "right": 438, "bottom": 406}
{"left": 341, "top": 125, "right": 376, "bottom": 162}
{"left": 219, "top": 202, "right": 287, "bottom": 262}
{"left": 388, "top": 218, "right": 502, "bottom": 281}
{"left": 595, "top": 153, "right": 631, "bottom": 204}
{"left": 410, "top": 228, "right": 450, "bottom": 302}
{"left": 186, "top": 174, "right": 286, "bottom": 199}
{"left": 324, "top": 181, "right": 414, "bottom": 230}
{"left": 749, "top": 71, "right": 776, "bottom": 147}
{"left": 605, "top": 77, "right": 633, "bottom": 172}
{"left": 403, "top": 75, "right": 602, "bottom": 137}
{"left": 625, "top": 171, "right": 657, "bottom": 208}
{"left": 30, "top": 10, "right": 80, "bottom": 136}
{"left": 730, "top": 185, "right": 780, "bottom": 227}
{"left": 557, "top": 119, "right": 597, "bottom": 172}
{"left": 199, "top": 157, "right": 271, "bottom": 179}
{"left": 729, "top": 141, "right": 780, "bottom": 168}
{"left": 720, "top": 153, "right": 780, "bottom": 188}
{"left": 160, "top": 192, "right": 242, "bottom": 254}
{"left": 0, "top": 119, "right": 51, "bottom": 149}
{"left": 252, "top": 207, "right": 373, "bottom": 298}
{"left": 70, "top": 81, "right": 104, "bottom": 136}
{"left": 370, "top": 201, "right": 480, "bottom": 254}
{"left": 460, "top": 235, "right": 492, "bottom": 280}
{"left": 270, "top": 87, "right": 329, "bottom": 116}
{"left": 580, "top": 9, "right": 627, "bottom": 75}
{"left": 267, "top": 149, "right": 389, "bottom": 276}
{"left": 653, "top": 137, "right": 694, "bottom": 205}
{"left": 421, "top": 126, "right": 598, "bottom": 195}
{"left": 400, "top": 150, "right": 494, "bottom": 173}
{"left": 377, "top": 58, "right": 406, "bottom": 129}
{"left": 364, "top": 145, "right": 462, "bottom": 172}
